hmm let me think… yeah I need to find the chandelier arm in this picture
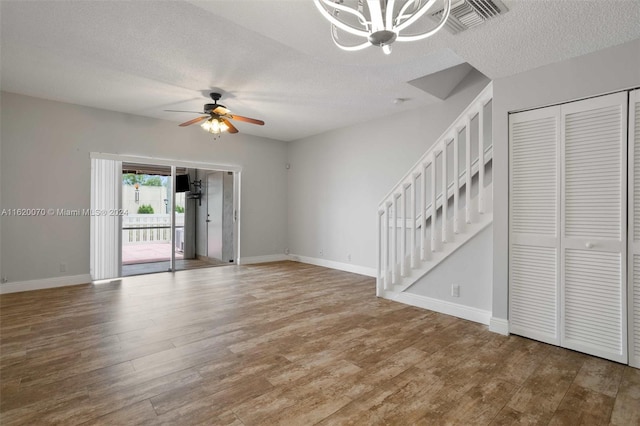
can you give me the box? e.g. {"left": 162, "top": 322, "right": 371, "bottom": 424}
{"left": 395, "top": 0, "right": 440, "bottom": 32}
{"left": 356, "top": 0, "right": 368, "bottom": 25}
{"left": 385, "top": 0, "right": 397, "bottom": 30}
{"left": 313, "top": 0, "right": 371, "bottom": 37}
{"left": 395, "top": 0, "right": 451, "bottom": 41}
{"left": 395, "top": 0, "right": 424, "bottom": 26}
{"left": 366, "top": 0, "right": 385, "bottom": 31}
{"left": 331, "top": 26, "right": 372, "bottom": 51}
{"left": 317, "top": 0, "right": 369, "bottom": 23}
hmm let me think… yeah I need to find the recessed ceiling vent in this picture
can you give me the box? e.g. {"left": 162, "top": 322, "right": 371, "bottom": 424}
{"left": 430, "top": 0, "right": 508, "bottom": 34}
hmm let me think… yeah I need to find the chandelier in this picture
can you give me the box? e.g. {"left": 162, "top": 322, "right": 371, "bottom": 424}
{"left": 313, "top": 0, "right": 452, "bottom": 54}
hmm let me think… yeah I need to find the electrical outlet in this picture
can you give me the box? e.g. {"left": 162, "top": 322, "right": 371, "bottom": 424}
{"left": 347, "top": 253, "right": 351, "bottom": 262}
{"left": 60, "top": 263, "right": 67, "bottom": 273}
{"left": 284, "top": 248, "right": 290, "bottom": 255}
{"left": 319, "top": 249, "right": 324, "bottom": 256}
{"left": 451, "top": 284, "right": 460, "bottom": 297}
{"left": 1, "top": 277, "right": 7, "bottom": 284}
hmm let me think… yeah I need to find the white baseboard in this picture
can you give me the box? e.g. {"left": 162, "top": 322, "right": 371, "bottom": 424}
{"left": 288, "top": 254, "right": 376, "bottom": 277}
{"left": 382, "top": 290, "right": 491, "bottom": 325}
{"left": 0, "top": 274, "right": 92, "bottom": 294}
{"left": 489, "top": 317, "right": 509, "bottom": 335}
{"left": 239, "top": 254, "right": 290, "bottom": 265}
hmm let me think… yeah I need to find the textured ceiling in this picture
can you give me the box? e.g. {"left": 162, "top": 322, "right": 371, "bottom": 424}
{"left": 1, "top": 0, "right": 639, "bottom": 142}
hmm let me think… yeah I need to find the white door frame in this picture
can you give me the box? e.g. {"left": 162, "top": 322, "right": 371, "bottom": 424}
{"left": 205, "top": 170, "right": 240, "bottom": 264}
{"left": 90, "top": 153, "right": 242, "bottom": 272}
{"left": 628, "top": 89, "right": 640, "bottom": 368}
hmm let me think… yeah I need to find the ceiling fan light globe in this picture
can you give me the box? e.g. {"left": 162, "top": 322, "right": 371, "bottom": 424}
{"left": 200, "top": 117, "right": 228, "bottom": 134}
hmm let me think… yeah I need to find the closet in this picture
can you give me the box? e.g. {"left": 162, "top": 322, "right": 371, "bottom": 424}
{"left": 509, "top": 89, "right": 640, "bottom": 366}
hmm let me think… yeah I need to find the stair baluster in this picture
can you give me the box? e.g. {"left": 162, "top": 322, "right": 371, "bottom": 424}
{"left": 453, "top": 129, "right": 460, "bottom": 234}
{"left": 391, "top": 195, "right": 398, "bottom": 284}
{"left": 465, "top": 116, "right": 472, "bottom": 225}
{"left": 384, "top": 202, "right": 391, "bottom": 289}
{"left": 478, "top": 105, "right": 485, "bottom": 215}
{"left": 420, "top": 164, "right": 427, "bottom": 261}
{"left": 400, "top": 187, "right": 407, "bottom": 277}
{"left": 442, "top": 142, "right": 448, "bottom": 243}
{"left": 430, "top": 153, "right": 437, "bottom": 253}
{"left": 410, "top": 174, "right": 418, "bottom": 269}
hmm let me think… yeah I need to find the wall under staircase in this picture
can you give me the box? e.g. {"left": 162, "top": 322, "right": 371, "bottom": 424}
{"left": 377, "top": 82, "right": 494, "bottom": 325}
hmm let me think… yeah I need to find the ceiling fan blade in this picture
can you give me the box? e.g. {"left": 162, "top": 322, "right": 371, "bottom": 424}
{"left": 229, "top": 114, "right": 265, "bottom": 126}
{"left": 179, "top": 116, "right": 209, "bottom": 127}
{"left": 223, "top": 119, "right": 239, "bottom": 134}
{"left": 165, "top": 110, "right": 206, "bottom": 114}
{"left": 213, "top": 106, "right": 230, "bottom": 115}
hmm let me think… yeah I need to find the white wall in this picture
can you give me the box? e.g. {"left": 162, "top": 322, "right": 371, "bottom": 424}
{"left": 406, "top": 225, "right": 492, "bottom": 312}
{"left": 287, "top": 70, "right": 490, "bottom": 270}
{"left": 0, "top": 92, "right": 288, "bottom": 284}
{"left": 492, "top": 38, "right": 640, "bottom": 320}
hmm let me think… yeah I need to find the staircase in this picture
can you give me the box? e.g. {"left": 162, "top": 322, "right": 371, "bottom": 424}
{"left": 377, "top": 82, "right": 493, "bottom": 300}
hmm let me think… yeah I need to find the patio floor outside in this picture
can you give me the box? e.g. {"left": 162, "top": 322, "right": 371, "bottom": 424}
{"left": 122, "top": 243, "right": 183, "bottom": 264}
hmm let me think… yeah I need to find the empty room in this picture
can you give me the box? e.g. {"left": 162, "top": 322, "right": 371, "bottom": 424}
{"left": 1, "top": 0, "right": 640, "bottom": 424}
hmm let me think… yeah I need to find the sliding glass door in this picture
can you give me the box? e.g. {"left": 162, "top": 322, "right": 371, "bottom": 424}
{"left": 121, "top": 163, "right": 176, "bottom": 276}
{"left": 90, "top": 153, "right": 241, "bottom": 279}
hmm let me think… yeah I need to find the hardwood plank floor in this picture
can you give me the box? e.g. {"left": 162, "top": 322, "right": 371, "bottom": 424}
{"left": 1, "top": 261, "right": 638, "bottom": 425}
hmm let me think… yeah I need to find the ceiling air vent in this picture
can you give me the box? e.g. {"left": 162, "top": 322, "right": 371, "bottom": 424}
{"left": 430, "top": 0, "right": 508, "bottom": 34}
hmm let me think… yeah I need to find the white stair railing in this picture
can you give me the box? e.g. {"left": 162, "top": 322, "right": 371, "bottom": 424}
{"left": 377, "top": 83, "right": 493, "bottom": 296}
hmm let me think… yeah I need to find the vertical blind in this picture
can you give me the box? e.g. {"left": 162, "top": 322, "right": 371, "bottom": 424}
{"left": 90, "top": 158, "right": 122, "bottom": 280}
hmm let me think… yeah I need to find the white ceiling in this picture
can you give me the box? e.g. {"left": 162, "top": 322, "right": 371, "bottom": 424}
{"left": 1, "top": 0, "right": 639, "bottom": 142}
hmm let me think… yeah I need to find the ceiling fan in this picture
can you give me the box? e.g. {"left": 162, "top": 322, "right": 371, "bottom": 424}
{"left": 166, "top": 92, "right": 264, "bottom": 135}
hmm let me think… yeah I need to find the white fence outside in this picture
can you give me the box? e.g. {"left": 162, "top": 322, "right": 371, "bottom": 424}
{"left": 122, "top": 213, "right": 185, "bottom": 244}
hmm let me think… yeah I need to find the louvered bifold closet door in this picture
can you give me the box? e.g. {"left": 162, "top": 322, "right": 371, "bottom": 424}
{"left": 509, "top": 107, "right": 561, "bottom": 345}
{"left": 561, "top": 91, "right": 628, "bottom": 363}
{"left": 629, "top": 89, "right": 640, "bottom": 368}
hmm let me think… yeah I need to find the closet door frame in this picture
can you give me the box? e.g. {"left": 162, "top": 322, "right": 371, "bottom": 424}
{"left": 509, "top": 90, "right": 632, "bottom": 364}
{"left": 628, "top": 89, "right": 640, "bottom": 368}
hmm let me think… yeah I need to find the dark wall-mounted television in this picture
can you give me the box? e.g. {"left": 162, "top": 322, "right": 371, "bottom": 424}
{"left": 176, "top": 174, "right": 190, "bottom": 193}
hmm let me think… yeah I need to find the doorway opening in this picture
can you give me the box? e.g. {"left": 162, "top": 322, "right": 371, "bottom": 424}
{"left": 203, "top": 170, "right": 236, "bottom": 266}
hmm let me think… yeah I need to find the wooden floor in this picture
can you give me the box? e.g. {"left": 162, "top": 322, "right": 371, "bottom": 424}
{"left": 1, "top": 262, "right": 639, "bottom": 425}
